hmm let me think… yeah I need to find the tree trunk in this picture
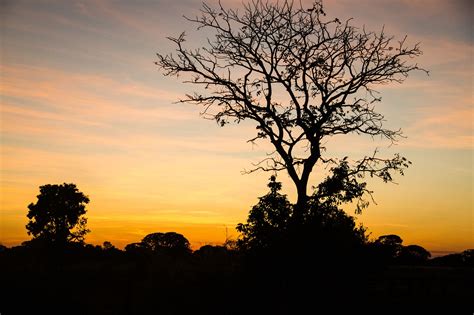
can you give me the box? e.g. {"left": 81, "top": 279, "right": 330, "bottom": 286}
{"left": 292, "top": 150, "right": 318, "bottom": 221}
{"left": 293, "top": 179, "right": 309, "bottom": 222}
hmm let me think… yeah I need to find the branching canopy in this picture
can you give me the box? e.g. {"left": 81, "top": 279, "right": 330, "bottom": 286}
{"left": 156, "top": 0, "right": 426, "bottom": 213}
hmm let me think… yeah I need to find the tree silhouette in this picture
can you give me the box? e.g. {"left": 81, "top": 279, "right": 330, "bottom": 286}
{"left": 398, "top": 244, "right": 431, "bottom": 265}
{"left": 237, "top": 175, "right": 367, "bottom": 254}
{"left": 124, "top": 242, "right": 146, "bottom": 255}
{"left": 102, "top": 241, "right": 116, "bottom": 251}
{"left": 431, "top": 249, "right": 474, "bottom": 267}
{"left": 311, "top": 158, "right": 368, "bottom": 214}
{"left": 237, "top": 175, "right": 292, "bottom": 251}
{"left": 156, "top": 0, "right": 425, "bottom": 217}
{"left": 374, "top": 234, "right": 403, "bottom": 262}
{"left": 141, "top": 232, "right": 191, "bottom": 255}
{"left": 26, "top": 183, "right": 90, "bottom": 247}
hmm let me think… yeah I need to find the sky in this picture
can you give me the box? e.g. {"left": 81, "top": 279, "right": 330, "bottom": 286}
{"left": 0, "top": 0, "right": 472, "bottom": 254}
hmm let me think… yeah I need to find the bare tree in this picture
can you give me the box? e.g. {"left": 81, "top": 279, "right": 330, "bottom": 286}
{"left": 156, "top": 0, "right": 426, "bottom": 217}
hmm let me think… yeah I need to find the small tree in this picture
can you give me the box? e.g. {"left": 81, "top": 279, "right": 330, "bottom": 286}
{"left": 26, "top": 183, "right": 90, "bottom": 246}
{"left": 237, "top": 175, "right": 292, "bottom": 251}
{"left": 156, "top": 0, "right": 425, "bottom": 217}
{"left": 141, "top": 232, "right": 191, "bottom": 255}
{"left": 374, "top": 234, "right": 403, "bottom": 261}
{"left": 102, "top": 241, "right": 116, "bottom": 251}
{"left": 398, "top": 244, "right": 431, "bottom": 265}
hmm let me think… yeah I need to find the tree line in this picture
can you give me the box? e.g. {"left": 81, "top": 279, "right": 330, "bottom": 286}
{"left": 1, "top": 180, "right": 471, "bottom": 269}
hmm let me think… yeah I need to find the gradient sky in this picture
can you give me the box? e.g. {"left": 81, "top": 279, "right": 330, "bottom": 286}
{"left": 1, "top": 0, "right": 472, "bottom": 253}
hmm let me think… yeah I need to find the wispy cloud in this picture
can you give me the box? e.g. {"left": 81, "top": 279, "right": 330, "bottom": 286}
{"left": 0, "top": 64, "right": 195, "bottom": 134}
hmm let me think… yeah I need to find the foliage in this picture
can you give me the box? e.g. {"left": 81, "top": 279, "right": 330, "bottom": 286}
{"left": 303, "top": 197, "right": 368, "bottom": 247}
{"left": 102, "top": 241, "right": 116, "bottom": 251}
{"left": 398, "top": 244, "right": 431, "bottom": 264}
{"left": 124, "top": 242, "right": 146, "bottom": 255}
{"left": 236, "top": 176, "right": 292, "bottom": 251}
{"left": 429, "top": 249, "right": 474, "bottom": 267}
{"left": 140, "top": 232, "right": 191, "bottom": 255}
{"left": 237, "top": 175, "right": 367, "bottom": 253}
{"left": 26, "top": 183, "right": 90, "bottom": 246}
{"left": 374, "top": 234, "right": 404, "bottom": 260}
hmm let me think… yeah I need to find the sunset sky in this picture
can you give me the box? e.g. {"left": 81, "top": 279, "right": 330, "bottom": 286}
{"left": 1, "top": 0, "right": 472, "bottom": 254}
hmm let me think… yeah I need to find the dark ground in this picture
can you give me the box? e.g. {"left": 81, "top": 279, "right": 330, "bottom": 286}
{"left": 1, "top": 246, "right": 472, "bottom": 314}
